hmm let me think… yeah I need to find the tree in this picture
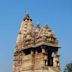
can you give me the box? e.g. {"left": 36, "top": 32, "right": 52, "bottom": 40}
{"left": 64, "top": 62, "right": 72, "bottom": 72}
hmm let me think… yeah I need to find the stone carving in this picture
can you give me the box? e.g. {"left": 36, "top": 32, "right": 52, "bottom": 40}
{"left": 13, "top": 14, "right": 61, "bottom": 72}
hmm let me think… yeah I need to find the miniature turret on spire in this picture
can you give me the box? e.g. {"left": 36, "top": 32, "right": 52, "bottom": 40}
{"left": 24, "top": 11, "right": 32, "bottom": 21}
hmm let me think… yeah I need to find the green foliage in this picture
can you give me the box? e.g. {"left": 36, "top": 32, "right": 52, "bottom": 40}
{"left": 64, "top": 62, "right": 72, "bottom": 72}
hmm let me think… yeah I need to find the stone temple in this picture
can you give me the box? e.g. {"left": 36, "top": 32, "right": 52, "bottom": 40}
{"left": 12, "top": 14, "right": 61, "bottom": 72}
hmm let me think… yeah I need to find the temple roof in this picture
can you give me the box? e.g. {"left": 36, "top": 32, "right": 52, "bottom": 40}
{"left": 15, "top": 15, "right": 60, "bottom": 52}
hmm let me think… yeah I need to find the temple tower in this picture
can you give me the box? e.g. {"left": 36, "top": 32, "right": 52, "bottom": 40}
{"left": 13, "top": 14, "right": 61, "bottom": 72}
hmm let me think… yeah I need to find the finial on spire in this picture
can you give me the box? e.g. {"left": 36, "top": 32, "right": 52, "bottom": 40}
{"left": 24, "top": 10, "right": 29, "bottom": 18}
{"left": 25, "top": 10, "right": 29, "bottom": 15}
{"left": 44, "top": 24, "right": 48, "bottom": 29}
{"left": 36, "top": 24, "right": 40, "bottom": 28}
{"left": 24, "top": 10, "right": 32, "bottom": 21}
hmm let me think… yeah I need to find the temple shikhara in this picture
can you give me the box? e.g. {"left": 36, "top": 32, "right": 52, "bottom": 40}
{"left": 13, "top": 14, "right": 61, "bottom": 72}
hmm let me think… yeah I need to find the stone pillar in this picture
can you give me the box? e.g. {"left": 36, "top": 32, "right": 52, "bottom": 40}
{"left": 53, "top": 50, "right": 60, "bottom": 67}
{"left": 21, "top": 51, "right": 25, "bottom": 71}
{"left": 42, "top": 48, "right": 46, "bottom": 66}
{"left": 42, "top": 48, "right": 45, "bottom": 54}
{"left": 20, "top": 51, "right": 24, "bottom": 65}
{"left": 44, "top": 54, "right": 48, "bottom": 66}
{"left": 42, "top": 48, "right": 48, "bottom": 66}
{"left": 31, "top": 50, "right": 34, "bottom": 70}
{"left": 31, "top": 50, "right": 34, "bottom": 55}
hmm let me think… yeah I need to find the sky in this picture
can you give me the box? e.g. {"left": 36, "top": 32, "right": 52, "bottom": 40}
{"left": 0, "top": 0, "right": 72, "bottom": 72}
